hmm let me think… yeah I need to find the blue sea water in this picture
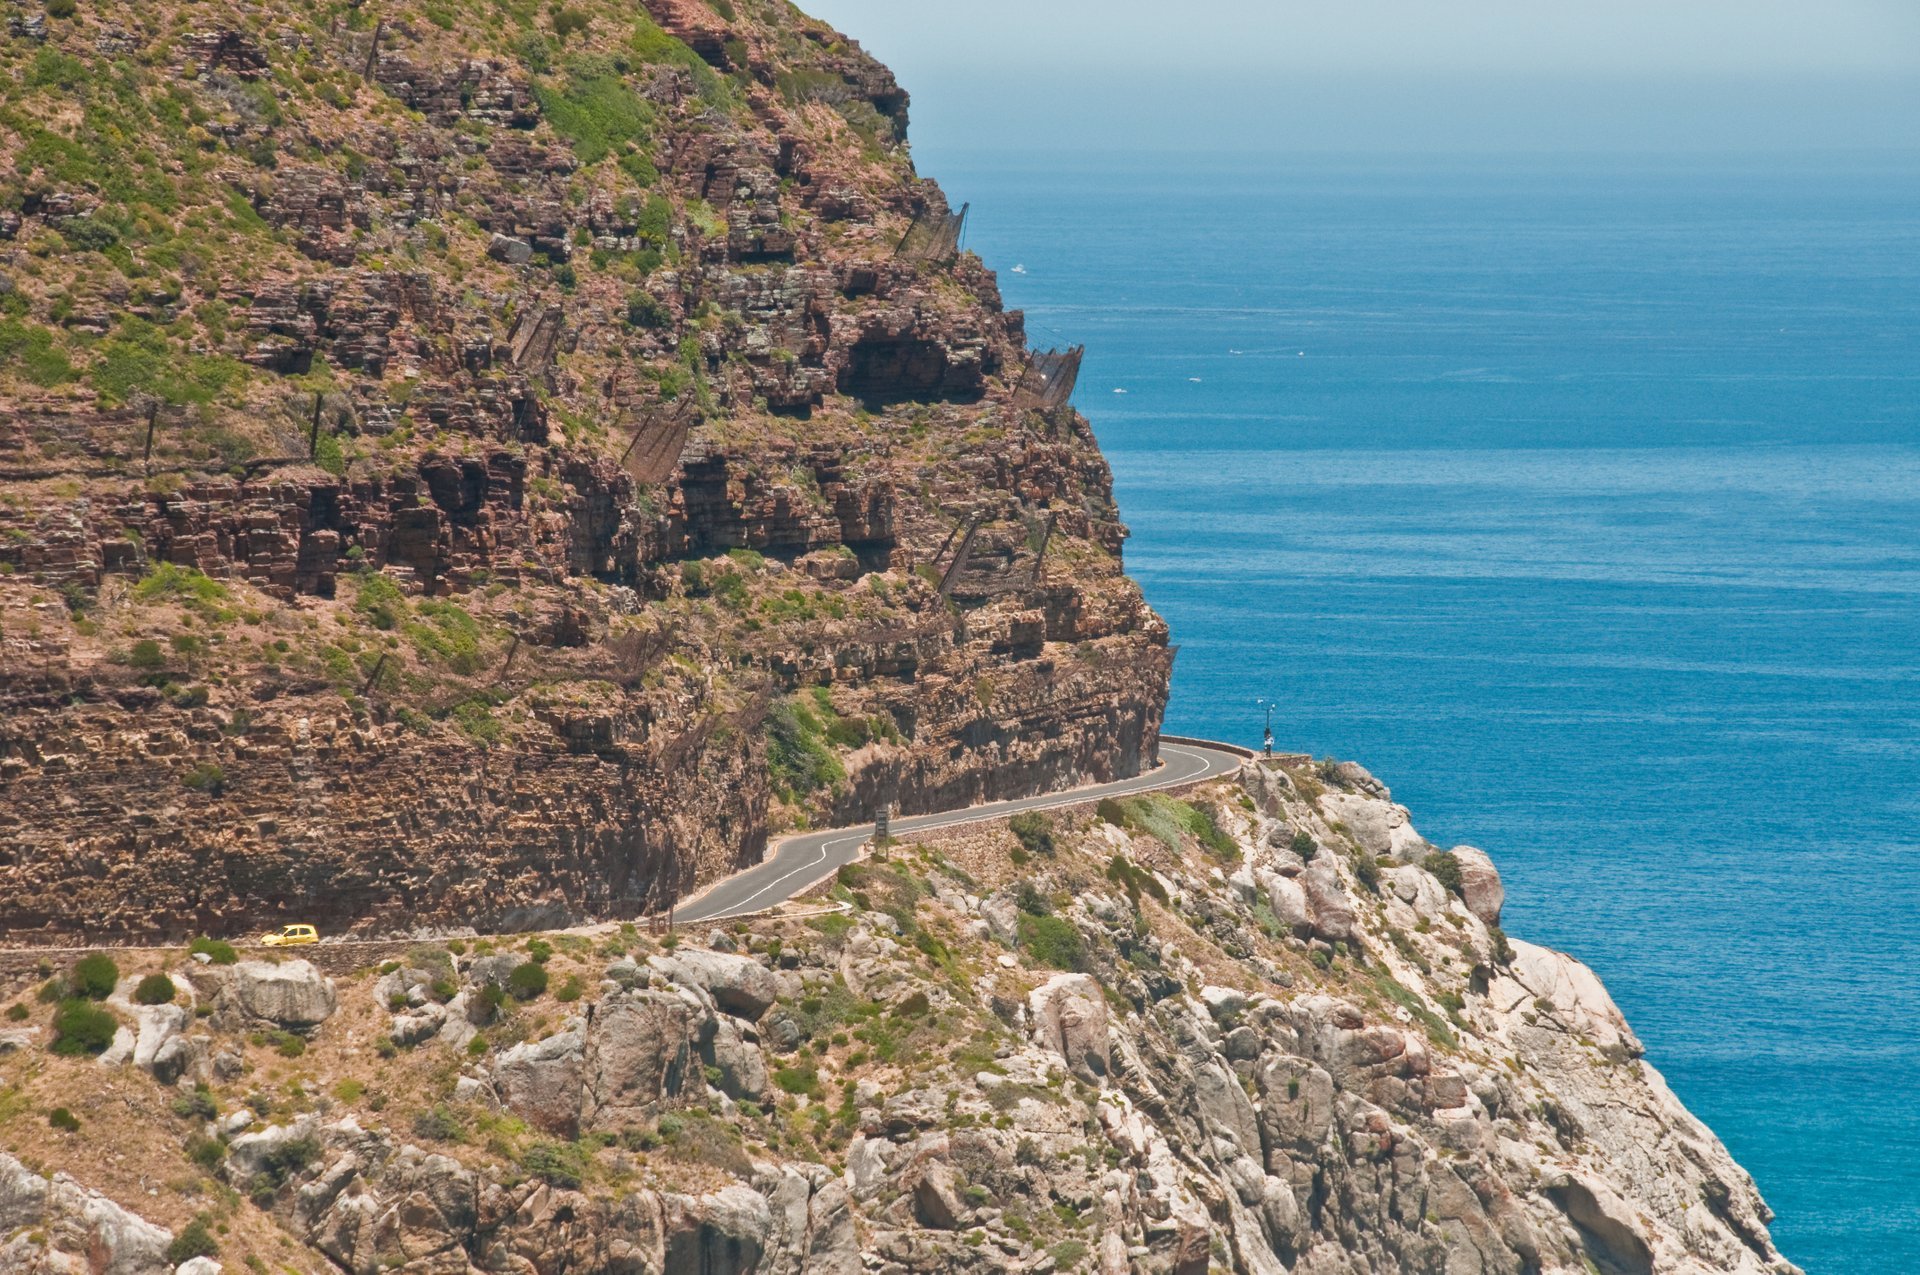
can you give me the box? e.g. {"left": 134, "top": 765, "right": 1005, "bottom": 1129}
{"left": 936, "top": 152, "right": 1920, "bottom": 1272}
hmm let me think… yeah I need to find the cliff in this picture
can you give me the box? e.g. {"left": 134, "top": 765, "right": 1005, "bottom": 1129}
{"left": 0, "top": 0, "right": 1168, "bottom": 941}
{"left": 0, "top": 759, "right": 1799, "bottom": 1274}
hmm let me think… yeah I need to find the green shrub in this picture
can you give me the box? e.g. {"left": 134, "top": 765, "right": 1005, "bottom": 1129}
{"left": 1289, "top": 830, "right": 1318, "bottom": 860}
{"left": 268, "top": 1030, "right": 306, "bottom": 1058}
{"left": 1422, "top": 850, "right": 1464, "bottom": 896}
{"left": 765, "top": 695, "right": 844, "bottom": 801}
{"left": 172, "top": 1087, "right": 217, "bottom": 1120}
{"left": 188, "top": 936, "right": 237, "bottom": 965}
{"left": 1352, "top": 853, "right": 1381, "bottom": 895}
{"left": 411, "top": 1105, "right": 464, "bottom": 1143}
{"left": 525, "top": 938, "right": 553, "bottom": 964}
{"left": 50, "top": 1000, "right": 117, "bottom": 1055}
{"left": 1105, "top": 854, "right": 1168, "bottom": 909}
{"left": 48, "top": 1107, "right": 80, "bottom": 1131}
{"left": 164, "top": 1218, "right": 218, "bottom": 1265}
{"left": 129, "top": 638, "right": 167, "bottom": 670}
{"left": 3, "top": 1003, "right": 26, "bottom": 1022}
{"left": 182, "top": 763, "right": 227, "bottom": 795}
{"left": 186, "top": 1134, "right": 225, "bottom": 1172}
{"left": 554, "top": 974, "right": 584, "bottom": 1003}
{"left": 773, "top": 1063, "right": 820, "bottom": 1096}
{"left": 1012, "top": 881, "right": 1051, "bottom": 918}
{"left": 132, "top": 564, "right": 234, "bottom": 617}
{"left": 246, "top": 1136, "right": 318, "bottom": 1203}
{"left": 1009, "top": 812, "right": 1055, "bottom": 857}
{"left": 519, "top": 1140, "right": 586, "bottom": 1189}
{"left": 507, "top": 962, "right": 548, "bottom": 1000}
{"left": 1017, "top": 914, "right": 1089, "bottom": 973}
{"left": 1489, "top": 927, "right": 1515, "bottom": 966}
{"left": 133, "top": 973, "right": 177, "bottom": 1005}
{"left": 71, "top": 953, "right": 119, "bottom": 1000}
{"left": 0, "top": 318, "right": 75, "bottom": 385}
{"left": 535, "top": 67, "right": 654, "bottom": 166}
{"left": 626, "top": 291, "right": 670, "bottom": 328}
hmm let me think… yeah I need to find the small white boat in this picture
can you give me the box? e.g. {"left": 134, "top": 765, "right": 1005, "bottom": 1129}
{"left": 1011, "top": 264, "right": 1027, "bottom": 275}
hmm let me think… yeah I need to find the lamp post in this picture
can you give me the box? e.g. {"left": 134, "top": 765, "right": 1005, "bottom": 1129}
{"left": 1256, "top": 698, "right": 1275, "bottom": 758}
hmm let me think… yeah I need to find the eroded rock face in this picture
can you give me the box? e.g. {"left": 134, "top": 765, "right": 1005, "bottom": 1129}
{"left": 0, "top": 1152, "right": 173, "bottom": 1275}
{"left": 1028, "top": 972, "right": 1109, "bottom": 1082}
{"left": 0, "top": 0, "right": 1170, "bottom": 946}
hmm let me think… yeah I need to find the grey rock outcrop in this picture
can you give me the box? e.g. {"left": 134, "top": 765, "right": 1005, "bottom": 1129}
{"left": 1027, "top": 972, "right": 1109, "bottom": 1082}
{"left": 0, "top": 1152, "right": 173, "bottom": 1275}
{"left": 205, "top": 960, "right": 337, "bottom": 1033}
{"left": 646, "top": 950, "right": 780, "bottom": 1018}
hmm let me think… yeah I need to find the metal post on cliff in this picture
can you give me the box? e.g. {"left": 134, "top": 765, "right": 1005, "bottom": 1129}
{"left": 1257, "top": 698, "right": 1276, "bottom": 758}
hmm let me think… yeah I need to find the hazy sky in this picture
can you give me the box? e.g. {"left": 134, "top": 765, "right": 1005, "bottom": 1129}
{"left": 801, "top": 0, "right": 1920, "bottom": 154}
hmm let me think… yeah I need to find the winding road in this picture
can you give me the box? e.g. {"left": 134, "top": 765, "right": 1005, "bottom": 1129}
{"left": 675, "top": 739, "right": 1248, "bottom": 925}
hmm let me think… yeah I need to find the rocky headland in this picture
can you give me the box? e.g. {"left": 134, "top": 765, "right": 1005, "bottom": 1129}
{"left": 0, "top": 760, "right": 1798, "bottom": 1273}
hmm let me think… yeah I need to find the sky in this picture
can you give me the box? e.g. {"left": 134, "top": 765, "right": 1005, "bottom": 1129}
{"left": 800, "top": 0, "right": 1920, "bottom": 155}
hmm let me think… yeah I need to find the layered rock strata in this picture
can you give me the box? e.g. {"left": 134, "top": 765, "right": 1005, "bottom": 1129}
{"left": 0, "top": 0, "right": 1166, "bottom": 939}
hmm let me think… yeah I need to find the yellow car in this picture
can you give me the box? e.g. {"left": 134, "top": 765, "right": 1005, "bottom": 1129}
{"left": 260, "top": 924, "right": 319, "bottom": 948}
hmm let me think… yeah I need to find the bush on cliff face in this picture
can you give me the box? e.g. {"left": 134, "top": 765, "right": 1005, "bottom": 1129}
{"left": 1422, "top": 850, "right": 1464, "bottom": 897}
{"left": 1017, "top": 914, "right": 1089, "bottom": 973}
{"left": 181, "top": 763, "right": 227, "bottom": 796}
{"left": 767, "top": 695, "right": 846, "bottom": 802}
{"left": 507, "top": 962, "right": 549, "bottom": 1000}
{"left": 50, "top": 1000, "right": 117, "bottom": 1056}
{"left": 188, "top": 937, "right": 238, "bottom": 965}
{"left": 519, "top": 1140, "right": 587, "bottom": 1189}
{"left": 1010, "top": 812, "right": 1056, "bottom": 858}
{"left": 71, "top": 953, "right": 119, "bottom": 1000}
{"left": 133, "top": 974, "right": 177, "bottom": 1005}
{"left": 165, "top": 1217, "right": 218, "bottom": 1265}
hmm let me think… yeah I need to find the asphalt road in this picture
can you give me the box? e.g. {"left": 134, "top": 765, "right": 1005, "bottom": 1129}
{"left": 674, "top": 740, "right": 1248, "bottom": 925}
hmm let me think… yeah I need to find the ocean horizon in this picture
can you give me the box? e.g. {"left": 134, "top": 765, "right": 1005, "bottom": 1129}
{"left": 935, "top": 148, "right": 1920, "bottom": 1273}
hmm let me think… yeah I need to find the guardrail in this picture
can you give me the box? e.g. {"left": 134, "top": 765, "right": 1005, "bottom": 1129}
{"left": 1158, "top": 734, "right": 1256, "bottom": 759}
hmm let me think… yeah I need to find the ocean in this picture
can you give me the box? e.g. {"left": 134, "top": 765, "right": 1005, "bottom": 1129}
{"left": 934, "top": 151, "right": 1920, "bottom": 1273}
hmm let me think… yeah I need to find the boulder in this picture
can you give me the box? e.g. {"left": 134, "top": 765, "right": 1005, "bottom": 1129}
{"left": 1261, "top": 871, "right": 1312, "bottom": 934}
{"left": 583, "top": 989, "right": 714, "bottom": 1129}
{"left": 219, "top": 961, "right": 336, "bottom": 1032}
{"left": 1451, "top": 845, "right": 1504, "bottom": 926}
{"left": 647, "top": 950, "right": 779, "bottom": 1018}
{"left": 175, "top": 1259, "right": 221, "bottom": 1275}
{"left": 486, "top": 233, "right": 533, "bottom": 265}
{"left": 662, "top": 1185, "right": 771, "bottom": 1275}
{"left": 390, "top": 1003, "right": 447, "bottom": 1046}
{"left": 911, "top": 1162, "right": 968, "bottom": 1230}
{"left": 491, "top": 1026, "right": 587, "bottom": 1137}
{"left": 1329, "top": 760, "right": 1390, "bottom": 799}
{"left": 1508, "top": 941, "right": 1643, "bottom": 1061}
{"left": 1319, "top": 791, "right": 1425, "bottom": 862}
{"left": 705, "top": 1015, "right": 768, "bottom": 1101}
{"left": 1300, "top": 858, "right": 1356, "bottom": 943}
{"left": 131, "top": 1004, "right": 190, "bottom": 1075}
{"left": 1027, "top": 973, "right": 1109, "bottom": 1083}
{"left": 978, "top": 893, "right": 1020, "bottom": 945}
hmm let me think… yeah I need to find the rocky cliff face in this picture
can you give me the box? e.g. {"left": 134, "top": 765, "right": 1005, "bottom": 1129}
{"left": 0, "top": 761, "right": 1797, "bottom": 1274}
{"left": 0, "top": 0, "right": 1168, "bottom": 939}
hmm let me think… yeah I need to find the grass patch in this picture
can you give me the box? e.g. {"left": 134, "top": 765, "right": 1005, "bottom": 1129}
{"left": 1097, "top": 794, "right": 1240, "bottom": 861}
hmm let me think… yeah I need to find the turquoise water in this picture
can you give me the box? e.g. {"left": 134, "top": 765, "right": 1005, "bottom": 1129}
{"left": 937, "top": 153, "right": 1920, "bottom": 1272}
